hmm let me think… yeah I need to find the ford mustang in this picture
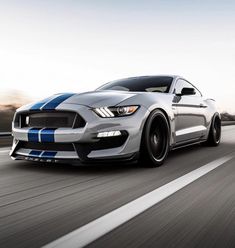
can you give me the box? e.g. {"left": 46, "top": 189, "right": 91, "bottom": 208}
{"left": 10, "top": 75, "right": 221, "bottom": 167}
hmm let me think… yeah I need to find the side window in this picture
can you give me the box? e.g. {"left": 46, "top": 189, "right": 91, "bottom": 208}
{"left": 192, "top": 87, "right": 202, "bottom": 97}
{"left": 174, "top": 79, "right": 191, "bottom": 95}
{"left": 174, "top": 79, "right": 202, "bottom": 97}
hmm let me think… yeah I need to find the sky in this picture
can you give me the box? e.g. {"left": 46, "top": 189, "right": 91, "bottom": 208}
{"left": 0, "top": 0, "right": 235, "bottom": 112}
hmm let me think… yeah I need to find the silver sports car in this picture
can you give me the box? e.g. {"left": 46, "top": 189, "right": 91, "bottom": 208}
{"left": 10, "top": 75, "right": 221, "bottom": 167}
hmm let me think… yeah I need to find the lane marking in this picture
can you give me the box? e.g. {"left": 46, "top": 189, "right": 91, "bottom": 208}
{"left": 44, "top": 155, "right": 232, "bottom": 248}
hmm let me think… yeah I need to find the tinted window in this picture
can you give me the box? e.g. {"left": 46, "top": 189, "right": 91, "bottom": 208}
{"left": 174, "top": 79, "right": 201, "bottom": 96}
{"left": 193, "top": 87, "right": 202, "bottom": 96}
{"left": 97, "top": 76, "right": 173, "bottom": 93}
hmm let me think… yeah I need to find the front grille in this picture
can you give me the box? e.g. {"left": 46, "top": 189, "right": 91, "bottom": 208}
{"left": 18, "top": 111, "right": 86, "bottom": 129}
{"left": 20, "top": 141, "right": 75, "bottom": 151}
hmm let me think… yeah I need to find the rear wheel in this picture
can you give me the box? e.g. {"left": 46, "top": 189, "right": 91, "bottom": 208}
{"left": 206, "top": 115, "right": 221, "bottom": 146}
{"left": 139, "top": 109, "right": 170, "bottom": 167}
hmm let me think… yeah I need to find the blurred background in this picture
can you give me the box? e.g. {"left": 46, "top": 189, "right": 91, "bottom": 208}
{"left": 1, "top": 0, "right": 235, "bottom": 133}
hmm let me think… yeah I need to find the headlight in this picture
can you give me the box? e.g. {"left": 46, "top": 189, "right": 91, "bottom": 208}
{"left": 93, "top": 105, "right": 139, "bottom": 118}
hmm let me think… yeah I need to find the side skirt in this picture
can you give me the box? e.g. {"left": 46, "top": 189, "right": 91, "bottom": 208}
{"left": 170, "top": 138, "right": 207, "bottom": 151}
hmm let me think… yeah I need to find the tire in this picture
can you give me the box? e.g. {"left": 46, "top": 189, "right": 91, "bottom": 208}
{"left": 139, "top": 109, "right": 170, "bottom": 167}
{"left": 206, "top": 114, "right": 221, "bottom": 146}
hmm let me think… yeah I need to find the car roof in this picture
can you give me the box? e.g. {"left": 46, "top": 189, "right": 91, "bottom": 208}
{"left": 119, "top": 75, "right": 181, "bottom": 80}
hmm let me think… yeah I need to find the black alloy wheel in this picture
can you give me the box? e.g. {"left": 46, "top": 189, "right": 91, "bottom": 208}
{"left": 206, "top": 114, "right": 221, "bottom": 146}
{"left": 139, "top": 109, "right": 170, "bottom": 167}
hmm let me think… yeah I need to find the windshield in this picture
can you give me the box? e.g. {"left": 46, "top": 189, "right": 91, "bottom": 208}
{"left": 97, "top": 76, "right": 173, "bottom": 93}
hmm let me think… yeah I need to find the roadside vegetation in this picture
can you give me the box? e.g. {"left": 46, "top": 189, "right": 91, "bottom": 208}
{"left": 0, "top": 105, "right": 16, "bottom": 132}
{"left": 220, "top": 112, "right": 235, "bottom": 121}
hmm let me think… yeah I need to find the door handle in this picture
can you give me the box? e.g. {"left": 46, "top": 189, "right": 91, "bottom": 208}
{"left": 199, "top": 103, "right": 207, "bottom": 108}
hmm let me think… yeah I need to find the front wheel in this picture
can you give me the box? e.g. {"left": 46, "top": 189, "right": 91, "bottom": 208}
{"left": 205, "top": 114, "right": 221, "bottom": 146}
{"left": 139, "top": 109, "right": 170, "bottom": 167}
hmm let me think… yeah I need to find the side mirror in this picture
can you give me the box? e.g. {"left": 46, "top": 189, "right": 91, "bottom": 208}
{"left": 180, "top": 87, "right": 196, "bottom": 96}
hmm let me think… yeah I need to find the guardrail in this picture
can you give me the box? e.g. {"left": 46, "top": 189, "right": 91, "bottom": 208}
{"left": 0, "top": 132, "right": 12, "bottom": 137}
{"left": 221, "top": 121, "right": 235, "bottom": 126}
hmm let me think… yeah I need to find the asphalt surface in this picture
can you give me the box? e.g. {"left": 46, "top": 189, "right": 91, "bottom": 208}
{"left": 0, "top": 126, "right": 235, "bottom": 248}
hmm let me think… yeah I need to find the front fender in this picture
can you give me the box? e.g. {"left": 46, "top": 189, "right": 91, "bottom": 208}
{"left": 117, "top": 93, "right": 176, "bottom": 146}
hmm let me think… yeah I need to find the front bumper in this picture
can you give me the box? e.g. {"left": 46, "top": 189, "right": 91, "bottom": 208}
{"left": 10, "top": 103, "right": 149, "bottom": 163}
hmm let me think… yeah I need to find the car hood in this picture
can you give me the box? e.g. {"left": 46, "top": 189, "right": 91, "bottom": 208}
{"left": 17, "top": 91, "right": 138, "bottom": 112}
{"left": 65, "top": 91, "right": 137, "bottom": 107}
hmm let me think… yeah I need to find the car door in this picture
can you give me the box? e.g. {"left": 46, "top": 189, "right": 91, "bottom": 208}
{"left": 173, "top": 79, "right": 207, "bottom": 143}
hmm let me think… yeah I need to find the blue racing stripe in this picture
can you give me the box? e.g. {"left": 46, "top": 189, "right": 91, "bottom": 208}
{"left": 28, "top": 128, "right": 40, "bottom": 142}
{"left": 29, "top": 150, "right": 42, "bottom": 157}
{"left": 40, "top": 128, "right": 56, "bottom": 143}
{"left": 42, "top": 93, "right": 75, "bottom": 110}
{"left": 41, "top": 151, "right": 57, "bottom": 158}
{"left": 30, "top": 96, "right": 54, "bottom": 111}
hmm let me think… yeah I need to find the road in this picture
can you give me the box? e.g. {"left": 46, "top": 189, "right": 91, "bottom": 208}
{"left": 0, "top": 126, "right": 235, "bottom": 248}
